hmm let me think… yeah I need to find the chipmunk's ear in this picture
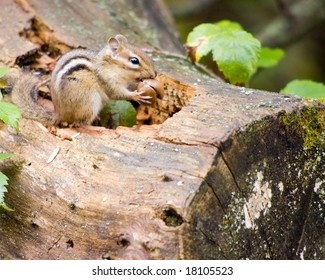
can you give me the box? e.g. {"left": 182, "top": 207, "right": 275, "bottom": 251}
{"left": 108, "top": 35, "right": 128, "bottom": 56}
{"left": 115, "top": 34, "right": 128, "bottom": 44}
{"left": 108, "top": 36, "right": 123, "bottom": 56}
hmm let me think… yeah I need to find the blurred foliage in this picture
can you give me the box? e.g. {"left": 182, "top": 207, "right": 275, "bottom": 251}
{"left": 281, "top": 80, "right": 325, "bottom": 103}
{"left": 257, "top": 47, "right": 284, "bottom": 68}
{"left": 165, "top": 0, "right": 325, "bottom": 92}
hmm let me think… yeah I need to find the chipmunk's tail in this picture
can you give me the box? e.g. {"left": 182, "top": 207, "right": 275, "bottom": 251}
{"left": 6, "top": 68, "right": 56, "bottom": 126}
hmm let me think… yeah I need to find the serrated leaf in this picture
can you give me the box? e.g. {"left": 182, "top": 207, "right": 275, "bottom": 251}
{"left": 187, "top": 21, "right": 243, "bottom": 61}
{"left": 187, "top": 21, "right": 243, "bottom": 45}
{"left": 280, "top": 80, "right": 325, "bottom": 99}
{"left": 187, "top": 24, "right": 224, "bottom": 61}
{"left": 186, "top": 20, "right": 261, "bottom": 84}
{"left": 0, "top": 171, "right": 13, "bottom": 211}
{"left": 187, "top": 24, "right": 222, "bottom": 45}
{"left": 258, "top": 47, "right": 284, "bottom": 68}
{"left": 0, "top": 66, "right": 8, "bottom": 78}
{"left": 211, "top": 30, "right": 261, "bottom": 84}
{"left": 0, "top": 153, "right": 12, "bottom": 161}
{"left": 214, "top": 20, "right": 243, "bottom": 32}
{"left": 100, "top": 101, "right": 136, "bottom": 129}
{"left": 0, "top": 102, "right": 21, "bottom": 132}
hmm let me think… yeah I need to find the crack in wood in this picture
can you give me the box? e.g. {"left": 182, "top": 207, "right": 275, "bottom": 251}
{"left": 218, "top": 149, "right": 243, "bottom": 194}
{"left": 47, "top": 236, "right": 62, "bottom": 253}
{"left": 154, "top": 136, "right": 242, "bottom": 204}
{"left": 154, "top": 135, "right": 209, "bottom": 147}
{"left": 295, "top": 185, "right": 314, "bottom": 258}
{"left": 198, "top": 227, "right": 217, "bottom": 246}
{"left": 258, "top": 227, "right": 274, "bottom": 259}
{"left": 204, "top": 180, "right": 226, "bottom": 215}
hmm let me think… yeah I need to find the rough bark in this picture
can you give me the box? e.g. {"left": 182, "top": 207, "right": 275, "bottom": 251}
{"left": 0, "top": 0, "right": 324, "bottom": 260}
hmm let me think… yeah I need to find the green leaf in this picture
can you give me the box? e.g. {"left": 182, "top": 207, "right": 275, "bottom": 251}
{"left": 0, "top": 102, "right": 21, "bottom": 132}
{"left": 187, "top": 21, "right": 243, "bottom": 45}
{"left": 212, "top": 30, "right": 261, "bottom": 84}
{"left": 186, "top": 20, "right": 261, "bottom": 84}
{"left": 0, "top": 153, "right": 12, "bottom": 161}
{"left": 187, "top": 21, "right": 244, "bottom": 61}
{"left": 0, "top": 66, "right": 8, "bottom": 78}
{"left": 0, "top": 172, "right": 13, "bottom": 211}
{"left": 258, "top": 47, "right": 284, "bottom": 68}
{"left": 100, "top": 101, "right": 137, "bottom": 129}
{"left": 213, "top": 20, "right": 243, "bottom": 32}
{"left": 280, "top": 80, "right": 325, "bottom": 99}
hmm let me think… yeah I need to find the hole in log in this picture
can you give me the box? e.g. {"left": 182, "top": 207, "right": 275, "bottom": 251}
{"left": 160, "top": 207, "right": 184, "bottom": 227}
{"left": 68, "top": 202, "right": 76, "bottom": 211}
{"left": 117, "top": 234, "right": 130, "bottom": 247}
{"left": 159, "top": 174, "right": 173, "bottom": 182}
{"left": 66, "top": 239, "right": 74, "bottom": 248}
{"left": 92, "top": 164, "right": 99, "bottom": 170}
{"left": 30, "top": 219, "right": 39, "bottom": 228}
{"left": 133, "top": 73, "right": 196, "bottom": 126}
{"left": 15, "top": 48, "right": 42, "bottom": 68}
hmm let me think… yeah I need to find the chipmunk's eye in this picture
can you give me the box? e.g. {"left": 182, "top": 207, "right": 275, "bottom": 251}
{"left": 130, "top": 57, "right": 140, "bottom": 65}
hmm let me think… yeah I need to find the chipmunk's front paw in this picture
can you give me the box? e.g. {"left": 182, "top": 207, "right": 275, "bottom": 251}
{"left": 140, "top": 78, "right": 164, "bottom": 99}
{"left": 135, "top": 79, "right": 164, "bottom": 105}
{"left": 130, "top": 88, "right": 153, "bottom": 104}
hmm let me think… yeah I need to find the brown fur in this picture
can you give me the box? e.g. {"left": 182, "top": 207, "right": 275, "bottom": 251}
{"left": 9, "top": 70, "right": 56, "bottom": 126}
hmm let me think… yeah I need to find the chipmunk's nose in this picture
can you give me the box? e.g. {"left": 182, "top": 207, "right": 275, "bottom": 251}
{"left": 142, "top": 69, "right": 157, "bottom": 80}
{"left": 149, "top": 68, "right": 157, "bottom": 78}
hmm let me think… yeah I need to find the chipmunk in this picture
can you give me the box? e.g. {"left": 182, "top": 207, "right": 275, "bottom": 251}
{"left": 10, "top": 34, "right": 158, "bottom": 127}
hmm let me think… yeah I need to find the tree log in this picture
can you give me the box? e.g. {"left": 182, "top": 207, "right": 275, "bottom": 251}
{"left": 0, "top": 0, "right": 324, "bottom": 260}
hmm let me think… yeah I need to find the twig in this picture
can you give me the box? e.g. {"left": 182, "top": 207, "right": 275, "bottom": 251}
{"left": 47, "top": 146, "right": 60, "bottom": 163}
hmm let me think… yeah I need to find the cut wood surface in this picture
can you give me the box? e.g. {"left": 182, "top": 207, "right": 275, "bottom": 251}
{"left": 0, "top": 0, "right": 324, "bottom": 259}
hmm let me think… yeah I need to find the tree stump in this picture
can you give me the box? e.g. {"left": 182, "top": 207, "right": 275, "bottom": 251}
{"left": 0, "top": 0, "right": 324, "bottom": 260}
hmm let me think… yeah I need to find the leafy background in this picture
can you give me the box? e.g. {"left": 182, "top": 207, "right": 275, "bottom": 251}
{"left": 166, "top": 0, "right": 325, "bottom": 93}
